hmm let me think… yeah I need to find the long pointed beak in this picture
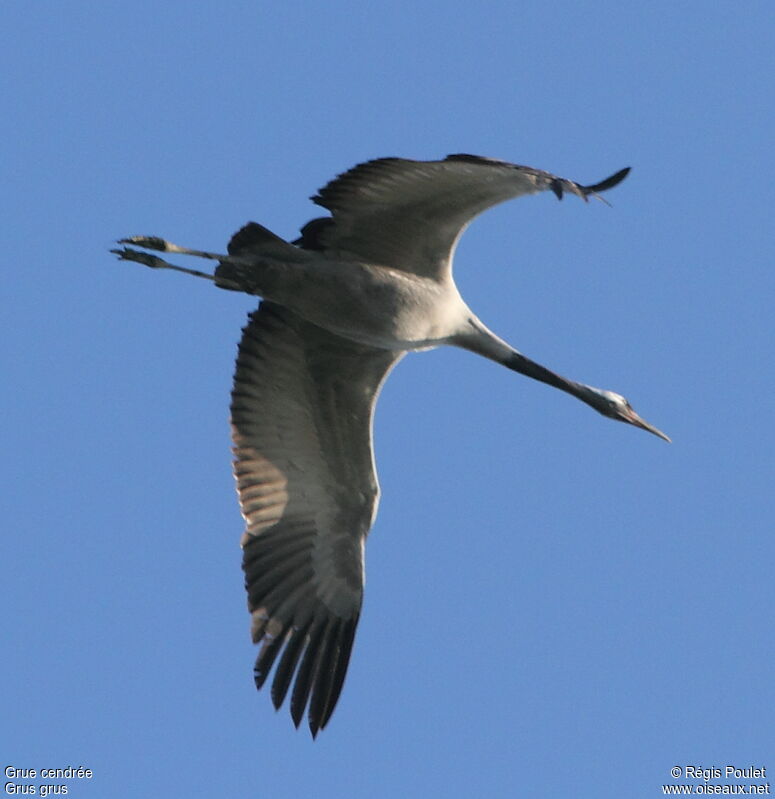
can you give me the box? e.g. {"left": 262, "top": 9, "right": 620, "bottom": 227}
{"left": 625, "top": 410, "right": 671, "bottom": 443}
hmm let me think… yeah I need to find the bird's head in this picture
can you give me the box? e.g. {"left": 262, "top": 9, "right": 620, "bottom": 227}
{"left": 585, "top": 388, "right": 671, "bottom": 442}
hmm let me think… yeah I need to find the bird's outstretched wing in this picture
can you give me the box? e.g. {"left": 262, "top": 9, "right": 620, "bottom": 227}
{"left": 231, "top": 302, "right": 402, "bottom": 736}
{"left": 308, "top": 154, "right": 630, "bottom": 279}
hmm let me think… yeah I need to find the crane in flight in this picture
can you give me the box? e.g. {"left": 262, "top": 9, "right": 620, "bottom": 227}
{"left": 114, "top": 154, "right": 669, "bottom": 737}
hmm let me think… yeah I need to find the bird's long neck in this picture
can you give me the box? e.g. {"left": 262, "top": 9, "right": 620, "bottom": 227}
{"left": 457, "top": 317, "right": 603, "bottom": 412}
{"left": 503, "top": 350, "right": 592, "bottom": 400}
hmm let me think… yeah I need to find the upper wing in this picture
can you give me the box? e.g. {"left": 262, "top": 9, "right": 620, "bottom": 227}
{"left": 308, "top": 154, "right": 630, "bottom": 279}
{"left": 231, "top": 302, "right": 402, "bottom": 736}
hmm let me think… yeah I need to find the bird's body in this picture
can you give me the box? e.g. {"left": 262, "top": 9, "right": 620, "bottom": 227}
{"left": 222, "top": 247, "right": 468, "bottom": 351}
{"left": 114, "top": 154, "right": 668, "bottom": 737}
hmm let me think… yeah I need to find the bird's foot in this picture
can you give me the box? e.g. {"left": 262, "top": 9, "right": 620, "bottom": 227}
{"left": 117, "top": 235, "right": 174, "bottom": 252}
{"left": 111, "top": 246, "right": 171, "bottom": 269}
{"left": 111, "top": 243, "right": 218, "bottom": 282}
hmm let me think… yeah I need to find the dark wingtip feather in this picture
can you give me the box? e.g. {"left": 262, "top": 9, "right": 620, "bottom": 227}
{"left": 289, "top": 623, "right": 326, "bottom": 729}
{"left": 582, "top": 166, "right": 631, "bottom": 195}
{"left": 307, "top": 621, "right": 343, "bottom": 735}
{"left": 254, "top": 628, "right": 289, "bottom": 690}
{"left": 270, "top": 622, "right": 311, "bottom": 710}
{"left": 318, "top": 618, "right": 356, "bottom": 730}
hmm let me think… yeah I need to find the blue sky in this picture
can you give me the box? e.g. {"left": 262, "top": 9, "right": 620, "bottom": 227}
{"left": 2, "top": 2, "right": 773, "bottom": 797}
